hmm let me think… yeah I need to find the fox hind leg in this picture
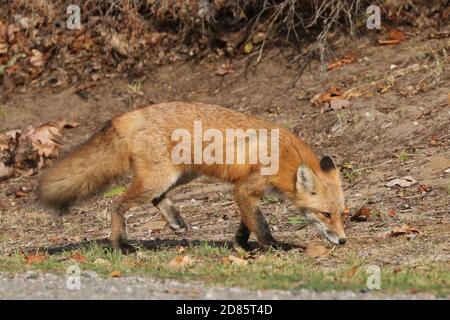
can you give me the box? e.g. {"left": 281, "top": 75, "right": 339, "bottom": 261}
{"left": 111, "top": 167, "right": 183, "bottom": 252}
{"left": 111, "top": 179, "right": 149, "bottom": 253}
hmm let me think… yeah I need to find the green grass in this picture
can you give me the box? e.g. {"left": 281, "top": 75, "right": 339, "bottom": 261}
{"left": 0, "top": 243, "right": 450, "bottom": 296}
{"left": 1, "top": 242, "right": 448, "bottom": 296}
{"left": 397, "top": 150, "right": 409, "bottom": 163}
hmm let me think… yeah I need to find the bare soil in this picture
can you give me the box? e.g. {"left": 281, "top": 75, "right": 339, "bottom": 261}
{"left": 0, "top": 32, "right": 449, "bottom": 288}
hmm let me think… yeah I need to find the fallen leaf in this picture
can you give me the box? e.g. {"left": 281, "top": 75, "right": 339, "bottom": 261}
{"left": 25, "top": 123, "right": 63, "bottom": 158}
{"left": 351, "top": 206, "right": 371, "bottom": 222}
{"left": 70, "top": 252, "right": 86, "bottom": 263}
{"left": 221, "top": 256, "right": 231, "bottom": 265}
{"left": 321, "top": 98, "right": 351, "bottom": 112}
{"left": 94, "top": 258, "right": 110, "bottom": 266}
{"left": 110, "top": 33, "right": 129, "bottom": 56}
{"left": 305, "top": 243, "right": 329, "bottom": 258}
{"left": 216, "top": 61, "right": 234, "bottom": 76}
{"left": 390, "top": 224, "right": 422, "bottom": 236}
{"left": 385, "top": 176, "right": 417, "bottom": 188}
{"left": 243, "top": 42, "right": 253, "bottom": 54}
{"left": 417, "top": 184, "right": 431, "bottom": 193}
{"left": 14, "top": 190, "right": 27, "bottom": 198}
{"left": 22, "top": 251, "right": 47, "bottom": 265}
{"left": 29, "top": 49, "right": 45, "bottom": 67}
{"left": 169, "top": 255, "right": 193, "bottom": 268}
{"left": 346, "top": 266, "right": 358, "bottom": 278}
{"left": 228, "top": 255, "right": 248, "bottom": 266}
{"left": 110, "top": 270, "right": 122, "bottom": 278}
{"left": 378, "top": 27, "right": 406, "bottom": 45}
{"left": 48, "top": 236, "right": 61, "bottom": 242}
{"left": 327, "top": 53, "right": 356, "bottom": 71}
{"left": 310, "top": 86, "right": 343, "bottom": 105}
{"left": 387, "top": 209, "right": 397, "bottom": 217}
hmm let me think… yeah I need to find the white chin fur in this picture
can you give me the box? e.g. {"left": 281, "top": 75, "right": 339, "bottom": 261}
{"left": 325, "top": 233, "right": 340, "bottom": 245}
{"left": 311, "top": 221, "right": 340, "bottom": 244}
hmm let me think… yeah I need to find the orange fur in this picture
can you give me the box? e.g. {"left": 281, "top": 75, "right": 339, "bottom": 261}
{"left": 38, "top": 102, "right": 346, "bottom": 250}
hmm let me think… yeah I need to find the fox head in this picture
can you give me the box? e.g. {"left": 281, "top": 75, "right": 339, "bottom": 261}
{"left": 294, "top": 155, "right": 346, "bottom": 245}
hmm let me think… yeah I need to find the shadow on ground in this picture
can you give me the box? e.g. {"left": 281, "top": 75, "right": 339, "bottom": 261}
{"left": 23, "top": 238, "right": 301, "bottom": 255}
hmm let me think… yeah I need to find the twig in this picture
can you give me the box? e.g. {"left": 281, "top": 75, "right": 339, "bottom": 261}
{"left": 290, "top": 49, "right": 313, "bottom": 88}
{"left": 353, "top": 159, "right": 394, "bottom": 173}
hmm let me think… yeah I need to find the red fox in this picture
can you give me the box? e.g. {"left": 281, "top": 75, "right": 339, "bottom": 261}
{"left": 38, "top": 102, "right": 346, "bottom": 252}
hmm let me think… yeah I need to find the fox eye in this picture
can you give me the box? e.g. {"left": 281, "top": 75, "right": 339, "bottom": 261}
{"left": 321, "top": 212, "right": 331, "bottom": 219}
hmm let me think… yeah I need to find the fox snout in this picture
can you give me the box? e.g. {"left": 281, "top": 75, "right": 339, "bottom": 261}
{"left": 323, "top": 229, "right": 347, "bottom": 245}
{"left": 304, "top": 212, "right": 347, "bottom": 245}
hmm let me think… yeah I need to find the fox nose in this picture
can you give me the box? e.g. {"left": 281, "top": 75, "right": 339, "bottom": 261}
{"left": 338, "top": 238, "right": 347, "bottom": 245}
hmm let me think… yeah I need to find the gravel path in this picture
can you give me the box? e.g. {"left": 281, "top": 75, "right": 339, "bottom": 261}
{"left": 0, "top": 272, "right": 439, "bottom": 300}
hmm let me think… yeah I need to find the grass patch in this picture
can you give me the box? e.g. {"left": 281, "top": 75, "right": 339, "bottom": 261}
{"left": 1, "top": 242, "right": 448, "bottom": 297}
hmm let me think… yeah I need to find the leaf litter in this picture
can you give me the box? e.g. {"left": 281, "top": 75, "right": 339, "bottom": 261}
{"left": 0, "top": 119, "right": 79, "bottom": 180}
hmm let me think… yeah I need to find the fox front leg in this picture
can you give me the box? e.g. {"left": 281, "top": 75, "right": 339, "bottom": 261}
{"left": 235, "top": 220, "right": 251, "bottom": 250}
{"left": 234, "top": 177, "right": 278, "bottom": 249}
{"left": 152, "top": 195, "right": 188, "bottom": 234}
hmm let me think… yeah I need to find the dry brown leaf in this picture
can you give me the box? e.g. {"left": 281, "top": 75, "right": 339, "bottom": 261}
{"left": 70, "top": 252, "right": 87, "bottom": 263}
{"left": 351, "top": 206, "right": 371, "bottom": 222}
{"left": 169, "top": 255, "right": 193, "bottom": 268}
{"left": 216, "top": 61, "right": 234, "bottom": 76}
{"left": 228, "top": 255, "right": 248, "bottom": 266}
{"left": 48, "top": 235, "right": 61, "bottom": 242}
{"left": 385, "top": 176, "right": 417, "bottom": 188}
{"left": 388, "top": 28, "right": 406, "bottom": 41}
{"left": 387, "top": 209, "right": 397, "bottom": 217}
{"left": 346, "top": 266, "right": 358, "bottom": 278}
{"left": 305, "top": 243, "right": 329, "bottom": 258}
{"left": 417, "top": 184, "right": 431, "bottom": 193}
{"left": 14, "top": 190, "right": 27, "bottom": 198}
{"left": 378, "top": 27, "right": 406, "bottom": 45}
{"left": 327, "top": 53, "right": 356, "bottom": 71}
{"left": 25, "top": 123, "right": 62, "bottom": 157}
{"left": 94, "top": 258, "right": 110, "bottom": 266}
{"left": 30, "top": 49, "right": 45, "bottom": 67}
{"left": 110, "top": 270, "right": 122, "bottom": 278}
{"left": 321, "top": 98, "right": 351, "bottom": 112}
{"left": 391, "top": 224, "right": 421, "bottom": 236}
{"left": 110, "top": 33, "right": 129, "bottom": 56}
{"left": 310, "top": 86, "right": 343, "bottom": 105}
{"left": 23, "top": 251, "right": 47, "bottom": 265}
{"left": 221, "top": 256, "right": 231, "bottom": 265}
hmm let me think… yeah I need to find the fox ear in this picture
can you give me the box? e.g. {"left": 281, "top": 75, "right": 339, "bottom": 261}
{"left": 296, "top": 164, "right": 315, "bottom": 193}
{"left": 320, "top": 155, "right": 336, "bottom": 172}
